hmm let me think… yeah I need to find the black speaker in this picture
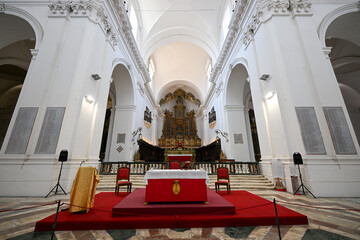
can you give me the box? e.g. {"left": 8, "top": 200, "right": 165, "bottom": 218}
{"left": 293, "top": 152, "right": 303, "bottom": 165}
{"left": 59, "top": 149, "right": 68, "bottom": 162}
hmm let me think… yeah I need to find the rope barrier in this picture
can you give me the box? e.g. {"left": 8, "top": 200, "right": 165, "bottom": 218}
{"left": 0, "top": 201, "right": 60, "bottom": 213}
{"left": 236, "top": 202, "right": 273, "bottom": 211}
{"left": 275, "top": 200, "right": 360, "bottom": 212}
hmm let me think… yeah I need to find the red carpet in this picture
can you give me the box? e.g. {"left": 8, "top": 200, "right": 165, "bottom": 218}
{"left": 113, "top": 188, "right": 235, "bottom": 216}
{"left": 35, "top": 189, "right": 308, "bottom": 231}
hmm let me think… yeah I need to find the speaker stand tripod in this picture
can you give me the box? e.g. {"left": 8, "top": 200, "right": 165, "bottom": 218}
{"left": 45, "top": 161, "right": 67, "bottom": 198}
{"left": 294, "top": 164, "right": 316, "bottom": 198}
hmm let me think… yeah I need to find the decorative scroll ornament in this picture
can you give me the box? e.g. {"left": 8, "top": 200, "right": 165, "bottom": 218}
{"left": 131, "top": 127, "right": 142, "bottom": 142}
{"left": 215, "top": 129, "right": 229, "bottom": 142}
{"left": 0, "top": 3, "right": 5, "bottom": 13}
{"left": 172, "top": 180, "right": 180, "bottom": 195}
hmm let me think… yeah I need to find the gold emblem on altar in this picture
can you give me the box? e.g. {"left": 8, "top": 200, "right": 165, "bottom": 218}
{"left": 172, "top": 180, "right": 180, "bottom": 195}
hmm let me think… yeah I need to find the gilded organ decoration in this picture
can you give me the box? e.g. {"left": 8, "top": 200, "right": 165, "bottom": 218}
{"left": 159, "top": 91, "right": 201, "bottom": 149}
{"left": 160, "top": 89, "right": 201, "bottom": 107}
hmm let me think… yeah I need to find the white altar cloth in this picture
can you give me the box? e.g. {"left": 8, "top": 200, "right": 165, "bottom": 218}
{"left": 144, "top": 169, "right": 209, "bottom": 184}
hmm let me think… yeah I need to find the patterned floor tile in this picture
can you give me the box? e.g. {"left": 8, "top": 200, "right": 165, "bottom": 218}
{"left": 302, "top": 229, "right": 355, "bottom": 240}
{"left": 107, "top": 229, "right": 137, "bottom": 240}
{"left": 224, "top": 226, "right": 256, "bottom": 238}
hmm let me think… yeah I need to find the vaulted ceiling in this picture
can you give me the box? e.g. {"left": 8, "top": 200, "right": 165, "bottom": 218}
{"left": 129, "top": 0, "right": 231, "bottom": 103}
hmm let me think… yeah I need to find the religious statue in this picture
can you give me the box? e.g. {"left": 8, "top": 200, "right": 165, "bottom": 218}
{"left": 177, "top": 140, "right": 182, "bottom": 149}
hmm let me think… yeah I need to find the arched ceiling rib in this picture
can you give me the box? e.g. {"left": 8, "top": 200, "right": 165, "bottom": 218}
{"left": 131, "top": 0, "right": 228, "bottom": 103}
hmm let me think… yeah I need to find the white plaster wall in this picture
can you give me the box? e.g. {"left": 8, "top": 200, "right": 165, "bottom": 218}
{"left": 213, "top": 0, "right": 360, "bottom": 197}
{"left": 0, "top": 1, "right": 148, "bottom": 196}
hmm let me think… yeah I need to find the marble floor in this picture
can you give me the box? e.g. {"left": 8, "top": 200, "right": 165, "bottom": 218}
{"left": 0, "top": 189, "right": 359, "bottom": 240}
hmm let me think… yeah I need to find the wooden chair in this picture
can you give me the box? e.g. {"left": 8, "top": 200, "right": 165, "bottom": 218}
{"left": 115, "top": 167, "right": 132, "bottom": 194}
{"left": 215, "top": 167, "right": 231, "bottom": 194}
{"left": 181, "top": 161, "right": 195, "bottom": 170}
{"left": 170, "top": 161, "right": 180, "bottom": 169}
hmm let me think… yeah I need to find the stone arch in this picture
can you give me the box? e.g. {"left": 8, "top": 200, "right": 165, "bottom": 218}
{"left": 323, "top": 9, "right": 360, "bottom": 146}
{"left": 2, "top": 5, "right": 43, "bottom": 50}
{"left": 223, "top": 58, "right": 249, "bottom": 105}
{"left": 225, "top": 63, "right": 249, "bottom": 106}
{"left": 101, "top": 62, "right": 136, "bottom": 162}
{"left": 110, "top": 60, "right": 135, "bottom": 106}
{"left": 317, "top": 3, "right": 359, "bottom": 47}
{"left": 223, "top": 62, "right": 260, "bottom": 162}
{"left": 0, "top": 11, "right": 38, "bottom": 150}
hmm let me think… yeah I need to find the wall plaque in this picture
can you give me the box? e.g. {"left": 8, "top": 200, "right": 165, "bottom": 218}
{"left": 5, "top": 107, "right": 38, "bottom": 154}
{"left": 323, "top": 107, "right": 357, "bottom": 154}
{"left": 234, "top": 133, "right": 243, "bottom": 144}
{"left": 35, "top": 107, "right": 65, "bottom": 154}
{"left": 117, "top": 133, "right": 126, "bottom": 143}
{"left": 295, "top": 107, "right": 326, "bottom": 155}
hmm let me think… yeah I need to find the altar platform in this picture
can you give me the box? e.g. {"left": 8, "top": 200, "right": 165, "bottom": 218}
{"left": 112, "top": 188, "right": 235, "bottom": 217}
{"left": 35, "top": 190, "right": 308, "bottom": 231}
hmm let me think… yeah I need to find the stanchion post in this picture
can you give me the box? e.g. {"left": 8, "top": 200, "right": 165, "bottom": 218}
{"left": 273, "top": 199, "right": 282, "bottom": 240}
{"left": 51, "top": 200, "right": 61, "bottom": 240}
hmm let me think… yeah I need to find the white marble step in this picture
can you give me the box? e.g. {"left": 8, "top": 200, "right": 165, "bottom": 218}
{"left": 97, "top": 174, "right": 275, "bottom": 191}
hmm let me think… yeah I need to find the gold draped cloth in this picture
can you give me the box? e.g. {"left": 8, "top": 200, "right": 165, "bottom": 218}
{"left": 69, "top": 167, "right": 99, "bottom": 213}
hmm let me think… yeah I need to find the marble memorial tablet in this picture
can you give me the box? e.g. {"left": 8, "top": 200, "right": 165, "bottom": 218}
{"left": 234, "top": 134, "right": 243, "bottom": 144}
{"left": 5, "top": 107, "right": 38, "bottom": 154}
{"left": 117, "top": 133, "right": 126, "bottom": 143}
{"left": 35, "top": 107, "right": 65, "bottom": 154}
{"left": 295, "top": 107, "right": 326, "bottom": 155}
{"left": 323, "top": 107, "right": 356, "bottom": 155}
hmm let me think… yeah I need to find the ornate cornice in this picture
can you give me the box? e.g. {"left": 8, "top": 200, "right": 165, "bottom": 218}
{"left": 0, "top": 3, "right": 5, "bottom": 13}
{"left": 208, "top": 0, "right": 249, "bottom": 84}
{"left": 48, "top": 1, "right": 119, "bottom": 47}
{"left": 215, "top": 80, "right": 224, "bottom": 97}
{"left": 96, "top": 6, "right": 118, "bottom": 46}
{"left": 110, "top": 0, "right": 150, "bottom": 82}
{"left": 289, "top": 0, "right": 312, "bottom": 15}
{"left": 242, "top": 7, "right": 263, "bottom": 46}
{"left": 137, "top": 80, "right": 145, "bottom": 97}
{"left": 267, "top": 0, "right": 290, "bottom": 14}
{"left": 48, "top": 0, "right": 93, "bottom": 15}
{"left": 265, "top": 0, "right": 312, "bottom": 16}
